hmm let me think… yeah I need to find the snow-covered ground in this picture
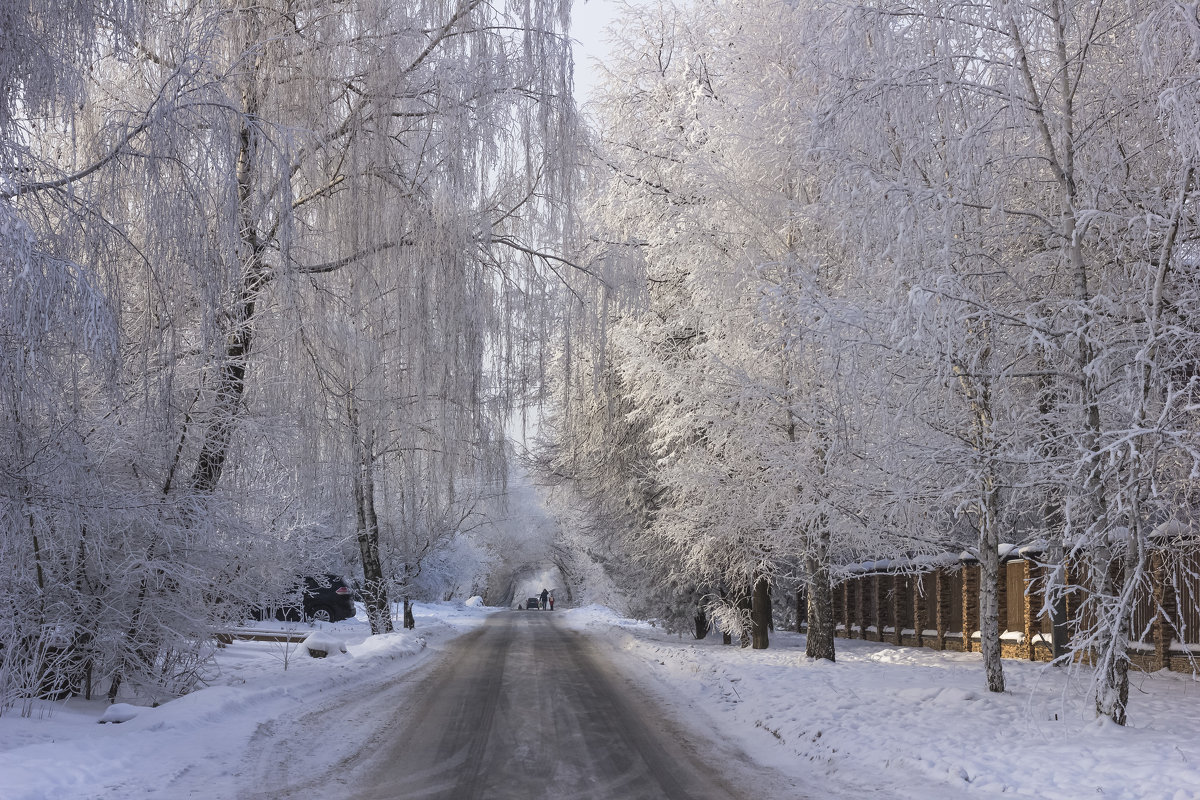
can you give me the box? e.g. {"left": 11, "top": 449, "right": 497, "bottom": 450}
{"left": 0, "top": 601, "right": 496, "bottom": 800}
{"left": 560, "top": 606, "right": 1200, "bottom": 800}
{"left": 3, "top": 602, "right": 1198, "bottom": 799}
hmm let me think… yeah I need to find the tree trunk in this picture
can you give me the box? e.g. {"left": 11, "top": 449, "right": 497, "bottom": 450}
{"left": 188, "top": 265, "right": 266, "bottom": 494}
{"left": 978, "top": 485, "right": 1005, "bottom": 693}
{"left": 805, "top": 546, "right": 836, "bottom": 661}
{"left": 693, "top": 601, "right": 708, "bottom": 640}
{"left": 953, "top": 346, "right": 1005, "bottom": 692}
{"left": 350, "top": 400, "right": 393, "bottom": 635}
{"left": 720, "top": 585, "right": 733, "bottom": 645}
{"left": 766, "top": 582, "right": 774, "bottom": 632}
{"left": 190, "top": 71, "right": 270, "bottom": 496}
{"left": 738, "top": 587, "right": 753, "bottom": 648}
{"left": 1046, "top": 539, "right": 1070, "bottom": 661}
{"left": 751, "top": 574, "right": 770, "bottom": 649}
{"left": 1092, "top": 543, "right": 1134, "bottom": 724}
{"left": 1081, "top": 163, "right": 1186, "bottom": 719}
{"left": 1036, "top": 365, "right": 1071, "bottom": 662}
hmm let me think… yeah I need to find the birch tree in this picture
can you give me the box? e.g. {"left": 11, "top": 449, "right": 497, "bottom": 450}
{"left": 810, "top": 0, "right": 1200, "bottom": 718}
{"left": 807, "top": 0, "right": 1042, "bottom": 692}
{"left": 970, "top": 0, "right": 1200, "bottom": 723}
{"left": 2, "top": 0, "right": 577, "bottom": 702}
{"left": 544, "top": 0, "right": 903, "bottom": 656}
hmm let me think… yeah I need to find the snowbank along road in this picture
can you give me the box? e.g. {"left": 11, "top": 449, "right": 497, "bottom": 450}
{"left": 245, "top": 612, "right": 764, "bottom": 800}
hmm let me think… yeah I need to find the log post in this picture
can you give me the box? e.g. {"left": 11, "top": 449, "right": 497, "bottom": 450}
{"left": 914, "top": 575, "right": 927, "bottom": 648}
{"left": 962, "top": 562, "right": 980, "bottom": 653}
{"left": 892, "top": 574, "right": 906, "bottom": 645}
{"left": 842, "top": 581, "right": 852, "bottom": 639}
{"left": 1151, "top": 550, "right": 1177, "bottom": 671}
{"left": 935, "top": 569, "right": 950, "bottom": 650}
{"left": 1022, "top": 560, "right": 1037, "bottom": 660}
{"left": 853, "top": 576, "right": 864, "bottom": 640}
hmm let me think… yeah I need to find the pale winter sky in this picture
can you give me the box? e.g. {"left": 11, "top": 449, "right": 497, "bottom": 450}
{"left": 571, "top": 0, "right": 629, "bottom": 103}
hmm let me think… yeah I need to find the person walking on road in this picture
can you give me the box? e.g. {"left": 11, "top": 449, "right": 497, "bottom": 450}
{"left": 549, "top": 592, "right": 555, "bottom": 610}
{"left": 540, "top": 588, "right": 549, "bottom": 610}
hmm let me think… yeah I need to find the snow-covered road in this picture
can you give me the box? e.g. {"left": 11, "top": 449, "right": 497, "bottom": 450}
{"left": 8, "top": 601, "right": 1194, "bottom": 799}
{"left": 241, "top": 611, "right": 797, "bottom": 799}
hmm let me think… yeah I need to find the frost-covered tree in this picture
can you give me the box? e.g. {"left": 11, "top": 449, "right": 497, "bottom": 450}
{"left": 540, "top": 0, "right": 904, "bottom": 657}
{"left": 546, "top": 0, "right": 1199, "bottom": 726}
{"left": 803, "top": 0, "right": 1200, "bottom": 718}
{"left": 0, "top": 0, "right": 237, "bottom": 709}
{"left": 942, "top": 0, "right": 1200, "bottom": 724}
{"left": 1008, "top": 0, "right": 1200, "bottom": 724}
{"left": 806, "top": 0, "right": 1046, "bottom": 692}
{"left": 1, "top": 0, "right": 577, "bottom": 704}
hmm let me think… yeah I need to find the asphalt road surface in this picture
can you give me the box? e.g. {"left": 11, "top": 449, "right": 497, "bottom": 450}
{"left": 248, "top": 612, "right": 768, "bottom": 800}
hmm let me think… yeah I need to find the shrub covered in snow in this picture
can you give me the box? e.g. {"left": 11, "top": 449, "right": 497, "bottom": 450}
{"left": 303, "top": 632, "right": 347, "bottom": 659}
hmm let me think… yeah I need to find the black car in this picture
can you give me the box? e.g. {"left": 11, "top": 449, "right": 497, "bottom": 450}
{"left": 525, "top": 596, "right": 541, "bottom": 610}
{"left": 301, "top": 575, "right": 357, "bottom": 622}
{"left": 254, "top": 575, "right": 358, "bottom": 623}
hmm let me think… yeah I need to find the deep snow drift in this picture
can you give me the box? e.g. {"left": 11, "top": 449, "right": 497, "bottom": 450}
{"left": 1, "top": 603, "right": 1197, "bottom": 799}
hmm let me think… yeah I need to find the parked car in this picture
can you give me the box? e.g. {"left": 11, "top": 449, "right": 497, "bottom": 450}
{"left": 253, "top": 575, "right": 358, "bottom": 623}
{"left": 302, "top": 575, "right": 357, "bottom": 622}
{"left": 525, "top": 596, "right": 541, "bottom": 610}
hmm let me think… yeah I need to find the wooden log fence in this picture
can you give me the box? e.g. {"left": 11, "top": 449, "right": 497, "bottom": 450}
{"left": 823, "top": 548, "right": 1200, "bottom": 675}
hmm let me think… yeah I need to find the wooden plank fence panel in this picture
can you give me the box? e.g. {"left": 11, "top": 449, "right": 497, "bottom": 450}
{"left": 1173, "top": 551, "right": 1200, "bottom": 646}
{"left": 1130, "top": 572, "right": 1158, "bottom": 644}
{"left": 878, "top": 573, "right": 888, "bottom": 642}
{"left": 1006, "top": 561, "right": 1025, "bottom": 633}
{"left": 826, "top": 551, "right": 1198, "bottom": 674}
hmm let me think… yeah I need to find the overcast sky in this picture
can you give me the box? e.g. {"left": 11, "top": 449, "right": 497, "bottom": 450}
{"left": 571, "top": 0, "right": 627, "bottom": 104}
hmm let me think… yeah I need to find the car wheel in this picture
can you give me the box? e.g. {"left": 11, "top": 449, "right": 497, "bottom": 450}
{"left": 310, "top": 607, "right": 332, "bottom": 623}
